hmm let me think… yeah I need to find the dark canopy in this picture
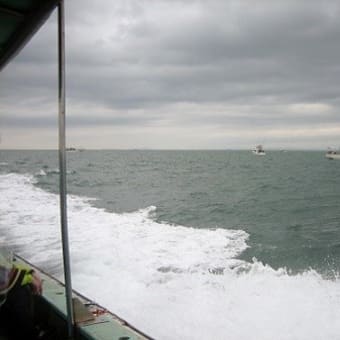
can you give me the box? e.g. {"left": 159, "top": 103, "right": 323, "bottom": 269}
{"left": 0, "top": 0, "right": 59, "bottom": 71}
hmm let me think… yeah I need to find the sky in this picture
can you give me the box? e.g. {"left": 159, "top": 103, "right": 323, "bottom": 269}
{"left": 1, "top": 0, "right": 340, "bottom": 150}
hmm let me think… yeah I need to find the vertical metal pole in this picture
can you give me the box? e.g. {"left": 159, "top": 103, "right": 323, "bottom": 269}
{"left": 58, "top": 1, "right": 74, "bottom": 338}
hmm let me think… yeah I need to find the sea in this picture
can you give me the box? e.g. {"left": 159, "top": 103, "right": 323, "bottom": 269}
{"left": 1, "top": 149, "right": 340, "bottom": 340}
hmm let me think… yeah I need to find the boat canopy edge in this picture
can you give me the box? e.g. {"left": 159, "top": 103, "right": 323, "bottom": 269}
{"left": 0, "top": 0, "right": 59, "bottom": 72}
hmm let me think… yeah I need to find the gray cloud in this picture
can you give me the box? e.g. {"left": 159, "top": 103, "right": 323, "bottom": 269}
{"left": 1, "top": 0, "right": 340, "bottom": 149}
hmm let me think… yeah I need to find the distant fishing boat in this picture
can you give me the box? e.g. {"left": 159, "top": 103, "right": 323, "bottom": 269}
{"left": 252, "top": 145, "right": 266, "bottom": 156}
{"left": 325, "top": 149, "right": 340, "bottom": 160}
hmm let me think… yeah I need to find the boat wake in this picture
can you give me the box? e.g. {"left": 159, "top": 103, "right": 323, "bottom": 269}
{"left": 1, "top": 173, "right": 340, "bottom": 340}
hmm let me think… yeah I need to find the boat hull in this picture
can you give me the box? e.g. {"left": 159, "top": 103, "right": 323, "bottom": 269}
{"left": 326, "top": 153, "right": 340, "bottom": 160}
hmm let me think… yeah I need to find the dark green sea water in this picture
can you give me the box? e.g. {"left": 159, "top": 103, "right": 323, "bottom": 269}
{"left": 1, "top": 149, "right": 340, "bottom": 276}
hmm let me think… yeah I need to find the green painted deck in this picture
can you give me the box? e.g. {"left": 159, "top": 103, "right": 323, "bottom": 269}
{"left": 17, "top": 257, "right": 153, "bottom": 340}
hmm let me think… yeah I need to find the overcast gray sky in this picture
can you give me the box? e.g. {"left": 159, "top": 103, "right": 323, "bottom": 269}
{"left": 1, "top": 0, "right": 340, "bottom": 150}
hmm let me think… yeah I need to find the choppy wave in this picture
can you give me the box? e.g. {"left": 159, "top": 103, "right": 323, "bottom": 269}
{"left": 1, "top": 173, "right": 340, "bottom": 339}
{"left": 35, "top": 168, "right": 76, "bottom": 176}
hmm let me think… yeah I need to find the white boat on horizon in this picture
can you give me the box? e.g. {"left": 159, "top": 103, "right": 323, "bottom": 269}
{"left": 325, "top": 149, "right": 340, "bottom": 160}
{"left": 252, "top": 145, "right": 266, "bottom": 155}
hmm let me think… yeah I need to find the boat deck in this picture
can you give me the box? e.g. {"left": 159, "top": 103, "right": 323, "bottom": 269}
{"left": 1, "top": 257, "right": 152, "bottom": 340}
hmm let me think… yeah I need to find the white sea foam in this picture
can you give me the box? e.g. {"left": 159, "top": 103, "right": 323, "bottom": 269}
{"left": 35, "top": 168, "right": 75, "bottom": 176}
{"left": 1, "top": 173, "right": 340, "bottom": 340}
{"left": 36, "top": 169, "right": 47, "bottom": 176}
